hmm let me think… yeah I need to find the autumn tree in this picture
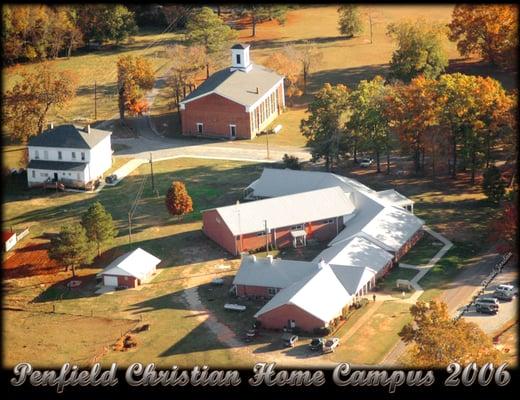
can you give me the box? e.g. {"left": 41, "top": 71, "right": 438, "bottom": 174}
{"left": 264, "top": 51, "right": 302, "bottom": 104}
{"left": 482, "top": 166, "right": 506, "bottom": 205}
{"left": 490, "top": 200, "right": 517, "bottom": 253}
{"left": 165, "top": 181, "right": 194, "bottom": 220}
{"left": 285, "top": 41, "right": 322, "bottom": 95}
{"left": 117, "top": 55, "right": 155, "bottom": 120}
{"left": 161, "top": 5, "right": 196, "bottom": 30}
{"left": 81, "top": 201, "right": 118, "bottom": 257}
{"left": 300, "top": 83, "right": 350, "bottom": 171}
{"left": 3, "top": 62, "right": 77, "bottom": 144}
{"left": 338, "top": 5, "right": 363, "bottom": 38}
{"left": 448, "top": 5, "right": 518, "bottom": 69}
{"left": 167, "top": 44, "right": 206, "bottom": 112}
{"left": 239, "top": 5, "right": 288, "bottom": 37}
{"left": 185, "top": 7, "right": 237, "bottom": 78}
{"left": 347, "top": 76, "right": 391, "bottom": 173}
{"left": 49, "top": 224, "right": 96, "bottom": 277}
{"left": 387, "top": 19, "right": 448, "bottom": 82}
{"left": 400, "top": 300, "right": 501, "bottom": 368}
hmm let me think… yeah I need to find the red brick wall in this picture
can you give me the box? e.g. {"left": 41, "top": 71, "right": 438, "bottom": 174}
{"left": 257, "top": 304, "right": 330, "bottom": 332}
{"left": 103, "top": 275, "right": 138, "bottom": 288}
{"left": 202, "top": 209, "right": 237, "bottom": 255}
{"left": 236, "top": 284, "right": 278, "bottom": 298}
{"left": 395, "top": 229, "right": 424, "bottom": 261}
{"left": 181, "top": 93, "right": 252, "bottom": 139}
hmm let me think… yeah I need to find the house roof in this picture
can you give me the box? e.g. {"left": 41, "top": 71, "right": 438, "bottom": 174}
{"left": 233, "top": 255, "right": 318, "bottom": 288}
{"left": 330, "top": 206, "right": 424, "bottom": 251}
{"left": 315, "top": 235, "right": 394, "bottom": 273}
{"left": 254, "top": 261, "right": 352, "bottom": 323}
{"left": 246, "top": 168, "right": 377, "bottom": 199}
{"left": 180, "top": 63, "right": 283, "bottom": 108}
{"left": 100, "top": 248, "right": 161, "bottom": 280}
{"left": 28, "top": 160, "right": 88, "bottom": 172}
{"left": 376, "top": 189, "right": 414, "bottom": 206}
{"left": 28, "top": 124, "right": 111, "bottom": 149}
{"left": 213, "top": 186, "right": 356, "bottom": 235}
{"left": 231, "top": 43, "right": 250, "bottom": 49}
{"left": 329, "top": 265, "right": 376, "bottom": 296}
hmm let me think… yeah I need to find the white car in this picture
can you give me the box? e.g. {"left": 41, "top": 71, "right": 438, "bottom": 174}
{"left": 496, "top": 284, "right": 516, "bottom": 296}
{"left": 322, "top": 337, "right": 340, "bottom": 353}
{"left": 359, "top": 158, "right": 373, "bottom": 168}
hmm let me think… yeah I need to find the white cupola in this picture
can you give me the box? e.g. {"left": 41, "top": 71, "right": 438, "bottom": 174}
{"left": 230, "top": 43, "right": 252, "bottom": 72}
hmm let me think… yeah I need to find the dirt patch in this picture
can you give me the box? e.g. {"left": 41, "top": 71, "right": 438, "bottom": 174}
{"left": 113, "top": 334, "right": 138, "bottom": 352}
{"left": 3, "top": 242, "right": 64, "bottom": 279}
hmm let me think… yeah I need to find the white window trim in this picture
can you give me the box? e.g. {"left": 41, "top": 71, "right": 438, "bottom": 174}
{"left": 196, "top": 123, "right": 204, "bottom": 134}
{"left": 229, "top": 124, "right": 237, "bottom": 138}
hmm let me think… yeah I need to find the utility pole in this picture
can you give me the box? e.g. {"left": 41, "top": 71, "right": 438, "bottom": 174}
{"left": 264, "top": 220, "right": 269, "bottom": 255}
{"left": 149, "top": 152, "right": 157, "bottom": 196}
{"left": 266, "top": 130, "right": 270, "bottom": 159}
{"left": 94, "top": 81, "right": 97, "bottom": 121}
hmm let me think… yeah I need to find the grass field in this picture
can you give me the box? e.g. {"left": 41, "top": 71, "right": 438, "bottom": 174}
{"left": 398, "top": 232, "right": 444, "bottom": 266}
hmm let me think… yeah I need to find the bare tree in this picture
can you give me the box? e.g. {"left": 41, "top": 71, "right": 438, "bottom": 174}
{"left": 285, "top": 41, "right": 322, "bottom": 95}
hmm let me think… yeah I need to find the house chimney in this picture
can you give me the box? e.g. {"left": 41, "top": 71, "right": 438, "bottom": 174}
{"left": 49, "top": 122, "right": 54, "bottom": 130}
{"left": 86, "top": 124, "right": 91, "bottom": 134}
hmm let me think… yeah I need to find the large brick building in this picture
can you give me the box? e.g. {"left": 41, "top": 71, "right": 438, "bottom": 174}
{"left": 179, "top": 44, "right": 285, "bottom": 140}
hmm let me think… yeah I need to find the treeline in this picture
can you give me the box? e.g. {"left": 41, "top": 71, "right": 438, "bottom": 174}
{"left": 301, "top": 74, "right": 516, "bottom": 184}
{"left": 2, "top": 4, "right": 137, "bottom": 64}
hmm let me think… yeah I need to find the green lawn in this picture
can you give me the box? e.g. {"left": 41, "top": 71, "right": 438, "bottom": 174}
{"left": 377, "top": 267, "right": 418, "bottom": 294}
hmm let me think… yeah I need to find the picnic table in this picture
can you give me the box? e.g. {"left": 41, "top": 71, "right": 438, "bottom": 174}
{"left": 224, "top": 303, "right": 246, "bottom": 311}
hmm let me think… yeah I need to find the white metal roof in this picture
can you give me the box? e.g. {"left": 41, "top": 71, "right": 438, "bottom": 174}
{"left": 254, "top": 261, "right": 352, "bottom": 323}
{"left": 315, "top": 236, "right": 394, "bottom": 273}
{"left": 233, "top": 255, "right": 317, "bottom": 288}
{"left": 215, "top": 187, "right": 355, "bottom": 235}
{"left": 330, "top": 265, "right": 376, "bottom": 296}
{"left": 376, "top": 189, "right": 414, "bottom": 206}
{"left": 100, "top": 248, "right": 161, "bottom": 280}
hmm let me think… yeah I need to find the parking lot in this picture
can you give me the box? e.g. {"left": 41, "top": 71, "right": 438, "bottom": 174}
{"left": 462, "top": 263, "right": 517, "bottom": 334}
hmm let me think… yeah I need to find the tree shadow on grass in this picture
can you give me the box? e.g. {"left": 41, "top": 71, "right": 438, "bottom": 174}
{"left": 307, "top": 63, "right": 390, "bottom": 92}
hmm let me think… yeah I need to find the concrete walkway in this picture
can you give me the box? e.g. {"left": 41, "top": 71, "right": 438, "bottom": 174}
{"left": 104, "top": 158, "right": 148, "bottom": 187}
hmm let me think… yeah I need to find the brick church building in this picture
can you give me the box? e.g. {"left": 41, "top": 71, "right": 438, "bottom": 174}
{"left": 179, "top": 44, "right": 285, "bottom": 140}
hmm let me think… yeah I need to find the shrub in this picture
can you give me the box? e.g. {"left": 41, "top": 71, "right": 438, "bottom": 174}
{"left": 482, "top": 166, "right": 506, "bottom": 205}
{"left": 282, "top": 153, "right": 301, "bottom": 170}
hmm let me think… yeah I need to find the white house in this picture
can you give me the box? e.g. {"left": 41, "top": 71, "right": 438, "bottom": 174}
{"left": 27, "top": 124, "right": 112, "bottom": 189}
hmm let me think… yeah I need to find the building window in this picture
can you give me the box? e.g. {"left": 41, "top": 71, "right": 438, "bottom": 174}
{"left": 197, "top": 123, "right": 203, "bottom": 134}
{"left": 291, "top": 224, "right": 304, "bottom": 231}
{"left": 77, "top": 173, "right": 81, "bottom": 180}
{"left": 71, "top": 151, "right": 76, "bottom": 159}
{"left": 58, "top": 151, "right": 62, "bottom": 160}
{"left": 320, "top": 219, "right": 334, "bottom": 224}
{"left": 236, "top": 54, "right": 241, "bottom": 64}
{"left": 215, "top": 217, "right": 221, "bottom": 224}
{"left": 268, "top": 288, "right": 278, "bottom": 296}
{"left": 44, "top": 150, "right": 48, "bottom": 160}
{"left": 31, "top": 170, "right": 35, "bottom": 178}
{"left": 81, "top": 152, "right": 85, "bottom": 161}
{"left": 34, "top": 150, "right": 39, "bottom": 160}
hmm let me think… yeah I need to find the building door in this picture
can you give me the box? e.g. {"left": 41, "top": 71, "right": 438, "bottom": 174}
{"left": 230, "top": 125, "right": 237, "bottom": 139}
{"left": 53, "top": 172, "right": 58, "bottom": 182}
{"left": 103, "top": 275, "right": 118, "bottom": 287}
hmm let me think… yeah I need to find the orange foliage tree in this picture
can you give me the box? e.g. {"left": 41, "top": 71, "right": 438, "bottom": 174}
{"left": 264, "top": 51, "right": 302, "bottom": 104}
{"left": 448, "top": 4, "right": 518, "bottom": 69}
{"left": 165, "top": 181, "right": 193, "bottom": 220}
{"left": 117, "top": 55, "right": 155, "bottom": 120}
{"left": 490, "top": 201, "right": 517, "bottom": 253}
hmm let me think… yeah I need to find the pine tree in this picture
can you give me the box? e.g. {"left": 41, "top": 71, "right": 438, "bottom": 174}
{"left": 482, "top": 166, "right": 506, "bottom": 205}
{"left": 49, "top": 224, "right": 95, "bottom": 277}
{"left": 165, "top": 181, "right": 194, "bottom": 220}
{"left": 81, "top": 201, "right": 118, "bottom": 256}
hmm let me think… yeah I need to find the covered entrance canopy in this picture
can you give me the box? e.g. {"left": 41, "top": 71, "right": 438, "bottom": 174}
{"left": 291, "top": 229, "right": 307, "bottom": 248}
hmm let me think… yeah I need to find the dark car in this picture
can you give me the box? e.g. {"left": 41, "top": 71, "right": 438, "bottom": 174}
{"left": 493, "top": 290, "right": 514, "bottom": 302}
{"left": 105, "top": 174, "right": 118, "bottom": 184}
{"left": 309, "top": 338, "right": 324, "bottom": 351}
{"left": 475, "top": 303, "right": 498, "bottom": 315}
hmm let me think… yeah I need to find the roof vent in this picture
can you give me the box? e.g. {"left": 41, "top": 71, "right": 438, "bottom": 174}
{"left": 255, "top": 87, "right": 259, "bottom": 94}
{"left": 318, "top": 259, "right": 327, "bottom": 269}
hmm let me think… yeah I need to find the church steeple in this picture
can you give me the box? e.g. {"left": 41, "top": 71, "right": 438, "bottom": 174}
{"left": 230, "top": 43, "right": 252, "bottom": 72}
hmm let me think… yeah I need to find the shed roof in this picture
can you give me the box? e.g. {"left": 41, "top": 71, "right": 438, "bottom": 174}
{"left": 213, "top": 186, "right": 355, "bottom": 235}
{"left": 28, "top": 124, "right": 111, "bottom": 149}
{"left": 2, "top": 231, "right": 15, "bottom": 242}
{"left": 100, "top": 248, "right": 161, "bottom": 280}
{"left": 376, "top": 189, "right": 414, "bottom": 206}
{"left": 180, "top": 63, "right": 282, "bottom": 108}
{"left": 254, "top": 261, "right": 352, "bottom": 323}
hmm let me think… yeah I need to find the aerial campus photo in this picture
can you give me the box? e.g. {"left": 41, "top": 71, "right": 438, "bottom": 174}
{"left": 1, "top": 3, "right": 518, "bottom": 378}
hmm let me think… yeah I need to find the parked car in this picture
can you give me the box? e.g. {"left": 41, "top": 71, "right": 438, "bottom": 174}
{"left": 475, "top": 303, "right": 498, "bottom": 315}
{"left": 105, "top": 174, "right": 118, "bottom": 184}
{"left": 493, "top": 290, "right": 514, "bottom": 302}
{"left": 495, "top": 284, "right": 516, "bottom": 297}
{"left": 475, "top": 297, "right": 500, "bottom": 308}
{"left": 309, "top": 338, "right": 324, "bottom": 351}
{"left": 359, "top": 158, "right": 374, "bottom": 168}
{"left": 282, "top": 333, "right": 298, "bottom": 348}
{"left": 322, "top": 337, "right": 340, "bottom": 353}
